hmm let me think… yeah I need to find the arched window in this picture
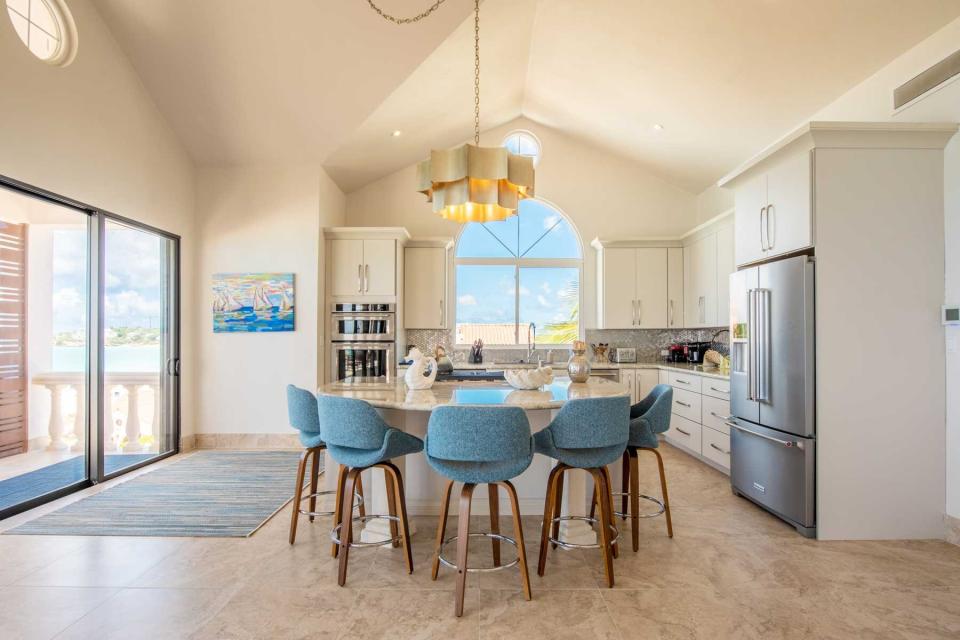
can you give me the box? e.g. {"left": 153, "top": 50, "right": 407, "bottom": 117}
{"left": 455, "top": 199, "right": 581, "bottom": 346}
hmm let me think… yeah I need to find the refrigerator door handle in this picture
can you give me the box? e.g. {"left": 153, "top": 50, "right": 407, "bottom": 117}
{"left": 757, "top": 288, "right": 770, "bottom": 402}
{"left": 727, "top": 421, "right": 801, "bottom": 449}
{"left": 747, "top": 288, "right": 757, "bottom": 401}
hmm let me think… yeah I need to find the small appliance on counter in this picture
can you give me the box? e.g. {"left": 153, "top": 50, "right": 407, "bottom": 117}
{"left": 683, "top": 341, "right": 712, "bottom": 364}
{"left": 610, "top": 347, "right": 636, "bottom": 363}
{"left": 667, "top": 344, "right": 686, "bottom": 363}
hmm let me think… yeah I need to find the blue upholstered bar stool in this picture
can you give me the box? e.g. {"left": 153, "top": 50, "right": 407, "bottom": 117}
{"left": 286, "top": 385, "right": 365, "bottom": 545}
{"left": 591, "top": 384, "right": 675, "bottom": 550}
{"left": 534, "top": 395, "right": 630, "bottom": 588}
{"left": 426, "top": 406, "right": 534, "bottom": 617}
{"left": 318, "top": 395, "right": 424, "bottom": 587}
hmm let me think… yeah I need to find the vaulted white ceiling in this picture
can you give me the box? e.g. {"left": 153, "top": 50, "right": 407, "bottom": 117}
{"left": 93, "top": 0, "right": 960, "bottom": 194}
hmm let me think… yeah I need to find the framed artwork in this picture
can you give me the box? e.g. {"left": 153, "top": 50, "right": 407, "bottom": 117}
{"left": 212, "top": 273, "right": 295, "bottom": 332}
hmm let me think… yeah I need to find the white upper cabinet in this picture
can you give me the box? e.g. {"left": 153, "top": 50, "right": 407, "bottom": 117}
{"left": 634, "top": 248, "right": 668, "bottom": 328}
{"left": 362, "top": 238, "right": 397, "bottom": 296}
{"left": 330, "top": 239, "right": 366, "bottom": 297}
{"left": 684, "top": 234, "right": 717, "bottom": 327}
{"left": 596, "top": 245, "right": 669, "bottom": 328}
{"left": 716, "top": 224, "right": 734, "bottom": 327}
{"left": 404, "top": 245, "right": 448, "bottom": 329}
{"left": 730, "top": 148, "right": 813, "bottom": 266}
{"left": 326, "top": 228, "right": 408, "bottom": 299}
{"left": 667, "top": 247, "right": 684, "bottom": 328}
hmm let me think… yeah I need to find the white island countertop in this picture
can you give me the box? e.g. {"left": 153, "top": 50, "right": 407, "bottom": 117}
{"left": 398, "top": 360, "right": 730, "bottom": 381}
{"left": 317, "top": 376, "right": 629, "bottom": 411}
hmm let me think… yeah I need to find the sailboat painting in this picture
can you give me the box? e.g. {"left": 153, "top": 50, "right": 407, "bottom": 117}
{"left": 212, "top": 273, "right": 295, "bottom": 333}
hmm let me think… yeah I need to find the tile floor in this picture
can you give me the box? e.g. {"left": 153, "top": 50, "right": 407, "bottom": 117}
{"left": 0, "top": 444, "right": 958, "bottom": 639}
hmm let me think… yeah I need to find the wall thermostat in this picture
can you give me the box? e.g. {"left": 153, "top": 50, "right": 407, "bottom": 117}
{"left": 943, "top": 305, "right": 960, "bottom": 325}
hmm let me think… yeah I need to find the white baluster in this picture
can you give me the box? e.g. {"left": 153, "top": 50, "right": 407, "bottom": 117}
{"left": 124, "top": 384, "right": 141, "bottom": 452}
{"left": 70, "top": 383, "right": 86, "bottom": 453}
{"left": 107, "top": 385, "right": 121, "bottom": 451}
{"left": 45, "top": 384, "right": 67, "bottom": 451}
{"left": 149, "top": 383, "right": 160, "bottom": 453}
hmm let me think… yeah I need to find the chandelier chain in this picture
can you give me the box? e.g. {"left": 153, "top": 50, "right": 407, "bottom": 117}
{"left": 366, "top": 0, "right": 447, "bottom": 25}
{"left": 474, "top": 0, "right": 480, "bottom": 144}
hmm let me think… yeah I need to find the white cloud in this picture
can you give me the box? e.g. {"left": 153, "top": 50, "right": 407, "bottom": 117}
{"left": 458, "top": 294, "right": 477, "bottom": 306}
{"left": 543, "top": 215, "right": 559, "bottom": 229}
{"left": 537, "top": 294, "right": 552, "bottom": 307}
{"left": 540, "top": 282, "right": 552, "bottom": 294}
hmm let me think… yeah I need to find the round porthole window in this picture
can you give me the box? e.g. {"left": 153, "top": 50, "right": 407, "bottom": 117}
{"left": 5, "top": 0, "right": 77, "bottom": 66}
{"left": 502, "top": 130, "right": 542, "bottom": 167}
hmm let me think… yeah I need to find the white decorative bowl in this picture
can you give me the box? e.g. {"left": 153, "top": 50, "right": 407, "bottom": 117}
{"left": 504, "top": 366, "right": 554, "bottom": 390}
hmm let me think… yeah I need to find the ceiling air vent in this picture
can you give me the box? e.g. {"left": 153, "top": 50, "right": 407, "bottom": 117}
{"left": 894, "top": 48, "right": 960, "bottom": 109}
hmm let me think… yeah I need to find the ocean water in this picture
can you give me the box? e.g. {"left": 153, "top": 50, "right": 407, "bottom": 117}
{"left": 52, "top": 346, "right": 162, "bottom": 373}
{"left": 213, "top": 307, "right": 294, "bottom": 333}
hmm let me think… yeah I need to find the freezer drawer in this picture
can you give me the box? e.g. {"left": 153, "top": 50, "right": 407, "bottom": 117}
{"left": 729, "top": 419, "right": 815, "bottom": 535}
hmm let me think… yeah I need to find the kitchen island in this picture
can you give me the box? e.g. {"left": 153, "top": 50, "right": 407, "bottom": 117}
{"left": 317, "top": 376, "right": 629, "bottom": 546}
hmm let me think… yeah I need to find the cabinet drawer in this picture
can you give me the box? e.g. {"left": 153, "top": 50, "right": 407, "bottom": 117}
{"left": 702, "top": 378, "right": 730, "bottom": 400}
{"left": 701, "top": 396, "right": 731, "bottom": 434}
{"left": 701, "top": 426, "right": 730, "bottom": 470}
{"left": 666, "top": 414, "right": 701, "bottom": 454}
{"left": 668, "top": 371, "right": 701, "bottom": 393}
{"left": 671, "top": 388, "right": 701, "bottom": 422}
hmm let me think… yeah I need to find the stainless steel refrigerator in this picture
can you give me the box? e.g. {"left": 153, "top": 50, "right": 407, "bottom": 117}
{"left": 728, "top": 254, "right": 816, "bottom": 537}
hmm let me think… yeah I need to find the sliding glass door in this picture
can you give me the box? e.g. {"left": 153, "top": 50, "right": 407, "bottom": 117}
{"left": 0, "top": 177, "right": 179, "bottom": 519}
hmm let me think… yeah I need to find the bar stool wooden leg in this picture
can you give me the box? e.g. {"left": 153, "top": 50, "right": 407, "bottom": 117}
{"left": 432, "top": 480, "right": 454, "bottom": 580}
{"left": 384, "top": 468, "right": 400, "bottom": 548}
{"left": 537, "top": 463, "right": 562, "bottom": 576}
{"left": 380, "top": 462, "right": 413, "bottom": 574}
{"left": 331, "top": 464, "right": 348, "bottom": 558}
{"left": 488, "top": 483, "right": 501, "bottom": 567}
{"left": 629, "top": 448, "right": 641, "bottom": 552}
{"left": 308, "top": 447, "right": 321, "bottom": 522}
{"left": 591, "top": 468, "right": 615, "bottom": 588}
{"left": 589, "top": 477, "right": 598, "bottom": 522}
{"left": 356, "top": 472, "right": 366, "bottom": 519}
{"left": 289, "top": 448, "right": 310, "bottom": 545}
{"left": 550, "top": 467, "right": 565, "bottom": 550}
{"left": 643, "top": 447, "right": 674, "bottom": 538}
{"left": 455, "top": 483, "right": 476, "bottom": 617}
{"left": 601, "top": 465, "right": 619, "bottom": 558}
{"left": 337, "top": 468, "right": 360, "bottom": 586}
{"left": 621, "top": 452, "right": 630, "bottom": 521}
{"left": 501, "top": 480, "right": 532, "bottom": 601}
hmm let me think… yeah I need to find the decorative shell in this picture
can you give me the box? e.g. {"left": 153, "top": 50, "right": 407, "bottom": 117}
{"left": 704, "top": 349, "right": 724, "bottom": 367}
{"left": 504, "top": 365, "right": 555, "bottom": 390}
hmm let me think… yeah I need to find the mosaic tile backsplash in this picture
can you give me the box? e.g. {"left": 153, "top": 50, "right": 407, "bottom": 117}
{"left": 404, "top": 327, "right": 729, "bottom": 363}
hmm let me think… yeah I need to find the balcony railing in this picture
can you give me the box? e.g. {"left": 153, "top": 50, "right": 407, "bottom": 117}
{"left": 31, "top": 371, "right": 162, "bottom": 453}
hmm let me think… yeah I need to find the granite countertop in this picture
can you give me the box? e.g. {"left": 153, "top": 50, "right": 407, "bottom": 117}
{"left": 317, "top": 376, "right": 629, "bottom": 411}
{"left": 398, "top": 360, "right": 730, "bottom": 380}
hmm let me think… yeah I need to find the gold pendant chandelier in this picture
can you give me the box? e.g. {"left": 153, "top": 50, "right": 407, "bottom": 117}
{"left": 368, "top": 0, "right": 535, "bottom": 222}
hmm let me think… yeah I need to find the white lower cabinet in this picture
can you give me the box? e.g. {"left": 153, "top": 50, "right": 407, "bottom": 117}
{"left": 663, "top": 370, "right": 731, "bottom": 474}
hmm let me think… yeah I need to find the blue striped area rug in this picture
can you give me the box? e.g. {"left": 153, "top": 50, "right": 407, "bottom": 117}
{"left": 5, "top": 451, "right": 316, "bottom": 537}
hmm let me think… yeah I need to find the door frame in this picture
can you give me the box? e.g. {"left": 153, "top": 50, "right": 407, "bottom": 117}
{"left": 0, "top": 173, "right": 181, "bottom": 519}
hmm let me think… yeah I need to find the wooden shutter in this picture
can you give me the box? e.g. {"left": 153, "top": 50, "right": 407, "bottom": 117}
{"left": 0, "top": 221, "right": 27, "bottom": 459}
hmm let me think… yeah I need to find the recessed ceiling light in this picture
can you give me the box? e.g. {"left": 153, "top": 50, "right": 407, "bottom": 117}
{"left": 652, "top": 124, "right": 664, "bottom": 131}
{"left": 392, "top": 130, "right": 402, "bottom": 137}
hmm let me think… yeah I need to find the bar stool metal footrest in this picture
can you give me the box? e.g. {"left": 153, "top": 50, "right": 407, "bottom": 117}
{"left": 609, "top": 491, "right": 665, "bottom": 519}
{"left": 546, "top": 515, "right": 620, "bottom": 550}
{"left": 438, "top": 532, "right": 519, "bottom": 573}
{"left": 330, "top": 514, "right": 401, "bottom": 548}
{"left": 299, "top": 490, "right": 363, "bottom": 518}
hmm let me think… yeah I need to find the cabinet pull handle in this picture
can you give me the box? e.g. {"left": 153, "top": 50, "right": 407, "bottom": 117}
{"left": 631, "top": 299, "right": 637, "bottom": 325}
{"left": 357, "top": 264, "right": 362, "bottom": 293}
{"left": 760, "top": 205, "right": 769, "bottom": 251}
{"left": 676, "top": 427, "right": 691, "bottom": 436}
{"left": 669, "top": 299, "right": 674, "bottom": 326}
{"left": 710, "top": 442, "right": 730, "bottom": 455}
{"left": 676, "top": 400, "right": 692, "bottom": 408}
{"left": 637, "top": 299, "right": 642, "bottom": 325}
{"left": 709, "top": 386, "right": 725, "bottom": 393}
{"left": 439, "top": 299, "right": 444, "bottom": 325}
{"left": 364, "top": 264, "right": 370, "bottom": 292}
{"left": 675, "top": 378, "right": 689, "bottom": 384}
{"left": 767, "top": 203, "right": 776, "bottom": 250}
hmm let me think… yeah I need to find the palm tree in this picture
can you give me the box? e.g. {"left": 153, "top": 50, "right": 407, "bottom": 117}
{"left": 540, "top": 279, "right": 580, "bottom": 344}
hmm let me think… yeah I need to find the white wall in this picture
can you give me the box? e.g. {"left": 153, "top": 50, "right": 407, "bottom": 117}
{"left": 797, "top": 17, "right": 960, "bottom": 524}
{"left": 345, "top": 117, "right": 698, "bottom": 328}
{"left": 195, "top": 165, "right": 345, "bottom": 435}
{"left": 0, "top": 0, "right": 197, "bottom": 435}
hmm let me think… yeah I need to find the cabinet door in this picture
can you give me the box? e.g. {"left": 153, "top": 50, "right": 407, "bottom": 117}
{"left": 362, "top": 239, "right": 396, "bottom": 296}
{"left": 766, "top": 149, "right": 812, "bottom": 258}
{"left": 716, "top": 225, "right": 734, "bottom": 328}
{"left": 684, "top": 234, "right": 717, "bottom": 327}
{"left": 634, "top": 248, "right": 668, "bottom": 328}
{"left": 404, "top": 247, "right": 446, "bottom": 328}
{"left": 620, "top": 369, "right": 637, "bottom": 404}
{"left": 667, "top": 248, "right": 684, "bottom": 328}
{"left": 637, "top": 370, "right": 660, "bottom": 401}
{"left": 330, "top": 239, "right": 364, "bottom": 296}
{"left": 734, "top": 173, "right": 767, "bottom": 266}
{"left": 601, "top": 248, "right": 637, "bottom": 328}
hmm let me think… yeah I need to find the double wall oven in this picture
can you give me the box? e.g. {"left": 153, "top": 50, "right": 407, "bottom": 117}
{"left": 329, "top": 303, "right": 395, "bottom": 383}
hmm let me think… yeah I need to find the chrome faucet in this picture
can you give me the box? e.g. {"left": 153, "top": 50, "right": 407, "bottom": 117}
{"left": 526, "top": 322, "right": 537, "bottom": 363}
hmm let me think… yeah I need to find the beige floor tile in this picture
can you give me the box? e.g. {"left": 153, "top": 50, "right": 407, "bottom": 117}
{"left": 805, "top": 585, "right": 960, "bottom": 639}
{"left": 190, "top": 584, "right": 357, "bottom": 640}
{"left": 247, "top": 534, "right": 376, "bottom": 590}
{"left": 0, "top": 586, "right": 116, "bottom": 640}
{"left": 479, "top": 588, "right": 619, "bottom": 639}
{"left": 130, "top": 538, "right": 262, "bottom": 588}
{"left": 0, "top": 536, "right": 88, "bottom": 586}
{"left": 340, "top": 589, "right": 481, "bottom": 639}
{"left": 15, "top": 537, "right": 185, "bottom": 587}
{"left": 54, "top": 587, "right": 236, "bottom": 640}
